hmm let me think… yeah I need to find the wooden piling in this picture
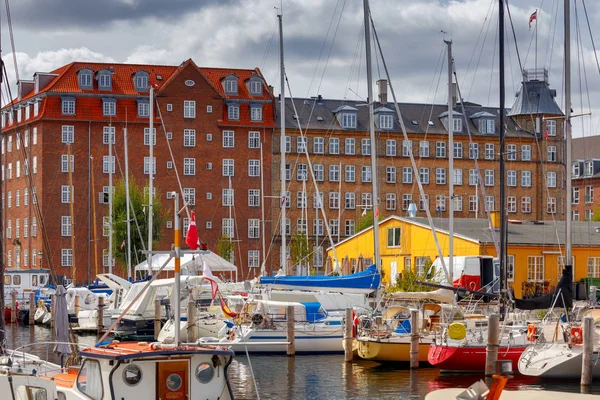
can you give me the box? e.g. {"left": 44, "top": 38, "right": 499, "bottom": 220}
{"left": 410, "top": 309, "right": 419, "bottom": 369}
{"left": 581, "top": 317, "right": 594, "bottom": 387}
{"left": 74, "top": 295, "right": 80, "bottom": 316}
{"left": 485, "top": 314, "right": 500, "bottom": 376}
{"left": 11, "top": 292, "right": 17, "bottom": 323}
{"left": 29, "top": 292, "right": 35, "bottom": 325}
{"left": 50, "top": 295, "right": 55, "bottom": 328}
{"left": 97, "top": 296, "right": 104, "bottom": 336}
{"left": 286, "top": 305, "right": 295, "bottom": 357}
{"left": 154, "top": 298, "right": 161, "bottom": 341}
{"left": 343, "top": 308, "right": 354, "bottom": 362}
{"left": 187, "top": 296, "right": 196, "bottom": 342}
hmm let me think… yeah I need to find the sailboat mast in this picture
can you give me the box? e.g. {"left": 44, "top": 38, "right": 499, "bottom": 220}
{"left": 278, "top": 12, "right": 287, "bottom": 274}
{"left": 260, "top": 140, "right": 266, "bottom": 276}
{"left": 363, "top": 0, "right": 381, "bottom": 282}
{"left": 147, "top": 86, "right": 154, "bottom": 277}
{"left": 0, "top": 45, "right": 5, "bottom": 352}
{"left": 564, "top": 0, "right": 572, "bottom": 267}
{"left": 445, "top": 40, "right": 454, "bottom": 285}
{"left": 499, "top": 0, "right": 508, "bottom": 316}
{"left": 108, "top": 127, "right": 113, "bottom": 275}
{"left": 91, "top": 157, "right": 99, "bottom": 278}
{"left": 68, "top": 143, "right": 77, "bottom": 285}
{"left": 124, "top": 128, "right": 132, "bottom": 279}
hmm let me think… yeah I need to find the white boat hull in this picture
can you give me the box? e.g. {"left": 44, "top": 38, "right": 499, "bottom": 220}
{"left": 159, "top": 317, "right": 226, "bottom": 342}
{"left": 518, "top": 343, "right": 600, "bottom": 378}
{"left": 34, "top": 308, "right": 47, "bottom": 323}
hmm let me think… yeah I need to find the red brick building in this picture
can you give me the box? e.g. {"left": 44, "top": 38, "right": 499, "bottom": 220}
{"left": 572, "top": 135, "right": 600, "bottom": 221}
{"left": 1, "top": 60, "right": 276, "bottom": 284}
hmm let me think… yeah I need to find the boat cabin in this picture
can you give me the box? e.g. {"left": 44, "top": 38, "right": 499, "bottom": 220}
{"left": 3, "top": 268, "right": 51, "bottom": 300}
{"left": 432, "top": 256, "right": 498, "bottom": 294}
{"left": 239, "top": 299, "right": 327, "bottom": 325}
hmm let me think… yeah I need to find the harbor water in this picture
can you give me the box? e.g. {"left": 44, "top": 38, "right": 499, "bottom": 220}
{"left": 5, "top": 324, "right": 599, "bottom": 399}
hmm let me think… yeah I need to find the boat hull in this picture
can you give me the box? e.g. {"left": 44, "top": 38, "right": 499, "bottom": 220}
{"left": 428, "top": 343, "right": 527, "bottom": 372}
{"left": 357, "top": 337, "right": 432, "bottom": 364}
{"left": 519, "top": 343, "right": 600, "bottom": 379}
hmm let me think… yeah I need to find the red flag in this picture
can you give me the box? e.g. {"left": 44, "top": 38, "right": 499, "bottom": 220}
{"left": 185, "top": 211, "right": 199, "bottom": 250}
{"left": 352, "top": 310, "right": 360, "bottom": 338}
{"left": 544, "top": 129, "right": 549, "bottom": 139}
{"left": 529, "top": 10, "right": 537, "bottom": 29}
{"left": 374, "top": 207, "right": 379, "bottom": 217}
{"left": 120, "top": 240, "right": 125, "bottom": 250}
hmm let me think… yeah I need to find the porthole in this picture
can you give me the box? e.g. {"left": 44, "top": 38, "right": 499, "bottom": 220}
{"left": 185, "top": 80, "right": 195, "bottom": 87}
{"left": 166, "top": 373, "right": 182, "bottom": 391}
{"left": 195, "top": 362, "right": 214, "bottom": 384}
{"left": 122, "top": 364, "right": 142, "bottom": 386}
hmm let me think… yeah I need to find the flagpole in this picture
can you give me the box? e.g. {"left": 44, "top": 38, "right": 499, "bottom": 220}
{"left": 535, "top": 9, "right": 538, "bottom": 72}
{"left": 124, "top": 127, "right": 132, "bottom": 280}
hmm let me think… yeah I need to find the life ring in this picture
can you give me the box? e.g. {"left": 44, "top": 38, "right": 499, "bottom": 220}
{"left": 526, "top": 323, "right": 537, "bottom": 342}
{"left": 570, "top": 327, "right": 583, "bottom": 345}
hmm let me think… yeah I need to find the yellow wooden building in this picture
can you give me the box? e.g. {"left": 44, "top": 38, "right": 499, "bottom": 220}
{"left": 326, "top": 216, "right": 600, "bottom": 298}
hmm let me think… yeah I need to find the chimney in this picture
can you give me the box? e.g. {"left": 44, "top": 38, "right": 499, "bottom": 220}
{"left": 377, "top": 79, "right": 388, "bottom": 105}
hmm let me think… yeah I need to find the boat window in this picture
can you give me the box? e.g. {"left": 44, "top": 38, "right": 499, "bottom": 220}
{"left": 32, "top": 275, "right": 38, "bottom": 286}
{"left": 16, "top": 385, "right": 47, "bottom": 400}
{"left": 40, "top": 275, "right": 46, "bottom": 285}
{"left": 76, "top": 359, "right": 104, "bottom": 400}
{"left": 122, "top": 364, "right": 143, "bottom": 386}
{"left": 195, "top": 362, "right": 214, "bottom": 383}
{"left": 13, "top": 275, "right": 21, "bottom": 285}
{"left": 4, "top": 276, "right": 10, "bottom": 285}
{"left": 57, "top": 392, "right": 67, "bottom": 400}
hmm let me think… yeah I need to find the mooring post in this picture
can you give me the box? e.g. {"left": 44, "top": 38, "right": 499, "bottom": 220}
{"left": 97, "top": 296, "right": 104, "bottom": 336}
{"left": 154, "top": 298, "right": 162, "bottom": 341}
{"left": 74, "top": 295, "right": 80, "bottom": 316}
{"left": 581, "top": 316, "right": 593, "bottom": 387}
{"left": 50, "top": 295, "right": 55, "bottom": 328}
{"left": 187, "top": 295, "right": 196, "bottom": 342}
{"left": 29, "top": 292, "right": 35, "bottom": 325}
{"left": 590, "top": 286, "right": 598, "bottom": 306}
{"left": 286, "top": 305, "right": 295, "bottom": 357}
{"left": 11, "top": 292, "right": 17, "bottom": 323}
{"left": 410, "top": 309, "right": 419, "bottom": 369}
{"left": 344, "top": 308, "right": 354, "bottom": 362}
{"left": 485, "top": 314, "right": 500, "bottom": 376}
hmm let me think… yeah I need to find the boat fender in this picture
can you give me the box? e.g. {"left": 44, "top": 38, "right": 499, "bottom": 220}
{"left": 448, "top": 322, "right": 467, "bottom": 341}
{"left": 570, "top": 327, "right": 583, "bottom": 345}
{"left": 526, "top": 324, "right": 537, "bottom": 342}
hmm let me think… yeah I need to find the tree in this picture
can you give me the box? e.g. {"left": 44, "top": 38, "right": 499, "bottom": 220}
{"left": 111, "top": 176, "right": 165, "bottom": 274}
{"left": 216, "top": 234, "right": 235, "bottom": 263}
{"left": 357, "top": 210, "right": 374, "bottom": 232}
{"left": 290, "top": 231, "right": 313, "bottom": 273}
{"left": 388, "top": 258, "right": 443, "bottom": 293}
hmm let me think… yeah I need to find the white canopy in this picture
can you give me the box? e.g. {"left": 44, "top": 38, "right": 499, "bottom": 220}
{"left": 134, "top": 251, "right": 237, "bottom": 273}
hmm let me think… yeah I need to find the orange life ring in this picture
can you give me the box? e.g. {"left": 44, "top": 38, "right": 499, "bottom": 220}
{"left": 570, "top": 327, "right": 583, "bottom": 345}
{"left": 526, "top": 323, "right": 537, "bottom": 342}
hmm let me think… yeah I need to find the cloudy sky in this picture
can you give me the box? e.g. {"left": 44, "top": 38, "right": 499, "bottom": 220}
{"left": 2, "top": 0, "right": 599, "bottom": 136}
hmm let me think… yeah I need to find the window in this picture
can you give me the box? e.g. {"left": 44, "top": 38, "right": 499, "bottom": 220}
{"left": 345, "top": 192, "right": 356, "bottom": 209}
{"left": 386, "top": 193, "right": 397, "bottom": 210}
{"left": 77, "top": 359, "right": 103, "bottom": 400}
{"left": 314, "top": 164, "right": 324, "bottom": 181}
{"left": 361, "top": 166, "right": 372, "bottom": 183}
{"left": 6, "top": 220, "right": 11, "bottom": 238}
{"left": 507, "top": 255, "right": 515, "bottom": 281}
{"left": 184, "top": 129, "right": 196, "bottom": 147}
{"left": 586, "top": 161, "right": 594, "bottom": 176}
{"left": 249, "top": 80, "right": 262, "bottom": 95}
{"left": 507, "top": 170, "right": 517, "bottom": 187}
{"left": 248, "top": 160, "right": 260, "bottom": 177}
{"left": 484, "top": 170, "right": 494, "bottom": 186}
{"left": 521, "top": 196, "right": 532, "bottom": 213}
{"left": 222, "top": 159, "right": 234, "bottom": 176}
{"left": 285, "top": 163, "right": 291, "bottom": 180}
{"left": 98, "top": 72, "right": 112, "bottom": 89}
{"left": 248, "top": 219, "right": 260, "bottom": 238}
{"left": 402, "top": 167, "right": 412, "bottom": 184}
{"left": 62, "top": 98, "right": 75, "bottom": 115}
{"left": 61, "top": 216, "right": 72, "bottom": 236}
{"left": 379, "top": 114, "right": 393, "bottom": 129}
{"left": 507, "top": 144, "right": 517, "bottom": 161}
{"left": 142, "top": 128, "right": 156, "bottom": 146}
{"left": 436, "top": 195, "right": 446, "bottom": 212}
{"left": 547, "top": 171, "right": 557, "bottom": 188}
{"left": 329, "top": 138, "right": 339, "bottom": 154}
{"left": 297, "top": 164, "right": 308, "bottom": 181}
{"left": 297, "top": 137, "right": 307, "bottom": 153}
{"left": 61, "top": 155, "right": 74, "bottom": 173}
{"left": 135, "top": 74, "right": 148, "bottom": 90}
{"left": 222, "top": 218, "right": 234, "bottom": 238}
{"left": 547, "top": 146, "right": 556, "bottom": 162}
{"left": 205, "top": 133, "right": 211, "bottom": 142}
{"left": 62, "top": 125, "right": 74, "bottom": 143}
{"left": 296, "top": 219, "right": 307, "bottom": 234}
{"left": 284, "top": 136, "right": 291, "bottom": 153}
{"left": 61, "top": 185, "right": 73, "bottom": 203}
{"left": 469, "top": 195, "right": 478, "bottom": 212}
{"left": 386, "top": 139, "right": 396, "bottom": 156}
{"left": 15, "top": 219, "right": 20, "bottom": 238}
{"left": 143, "top": 157, "right": 156, "bottom": 175}
{"left": 184, "top": 100, "right": 196, "bottom": 118}
{"left": 183, "top": 158, "right": 196, "bottom": 175}
{"left": 546, "top": 120, "right": 556, "bottom": 136}
{"left": 80, "top": 71, "right": 92, "bottom": 88}
{"left": 585, "top": 185, "right": 594, "bottom": 203}
{"left": 62, "top": 249, "right": 73, "bottom": 267}
{"left": 484, "top": 196, "right": 494, "bottom": 212}
{"left": 345, "top": 220, "right": 355, "bottom": 236}
{"left": 329, "top": 192, "right": 339, "bottom": 209}
{"left": 469, "top": 143, "right": 479, "bottom": 159}
{"left": 402, "top": 194, "right": 412, "bottom": 210}
{"left": 225, "top": 78, "right": 238, "bottom": 94}
{"left": 573, "top": 163, "right": 580, "bottom": 177}
{"left": 313, "top": 219, "right": 324, "bottom": 236}
{"left": 249, "top": 131, "right": 260, "bottom": 148}
{"left": 588, "top": 257, "right": 600, "bottom": 278}
{"left": 521, "top": 171, "right": 531, "bottom": 187}
{"left": 248, "top": 104, "right": 259, "bottom": 121}
{"left": 453, "top": 169, "right": 463, "bottom": 185}
{"left": 296, "top": 191, "right": 307, "bottom": 209}
{"left": 362, "top": 193, "right": 372, "bottom": 210}
{"left": 102, "top": 100, "right": 116, "bottom": 116}
{"left": 419, "top": 168, "right": 429, "bottom": 184}
{"left": 386, "top": 166, "right": 396, "bottom": 183}
{"left": 137, "top": 101, "right": 149, "bottom": 117}
{"left": 16, "top": 161, "right": 20, "bottom": 178}
{"left": 313, "top": 137, "right": 324, "bottom": 154}
{"left": 361, "top": 139, "right": 371, "bottom": 155}
{"left": 436, "top": 142, "right": 446, "bottom": 158}
{"left": 329, "top": 165, "right": 340, "bottom": 182}
{"left": 485, "top": 143, "right": 495, "bottom": 160}
{"left": 248, "top": 189, "right": 260, "bottom": 207}
{"left": 402, "top": 140, "right": 412, "bottom": 156}
{"left": 24, "top": 189, "right": 28, "bottom": 206}
{"left": 183, "top": 188, "right": 195, "bottom": 206}
{"left": 522, "top": 145, "right": 531, "bottom": 161}
{"left": 573, "top": 187, "right": 580, "bottom": 204}
{"left": 453, "top": 142, "right": 463, "bottom": 158}
{"left": 507, "top": 196, "right": 517, "bottom": 213}
{"left": 387, "top": 227, "right": 401, "bottom": 247}
{"left": 103, "top": 126, "right": 115, "bottom": 144}
{"left": 32, "top": 217, "right": 37, "bottom": 236}
{"left": 454, "top": 196, "right": 463, "bottom": 211}
{"left": 586, "top": 209, "right": 594, "bottom": 221}
{"left": 248, "top": 250, "right": 260, "bottom": 269}
{"left": 419, "top": 141, "right": 429, "bottom": 157}
{"left": 436, "top": 168, "right": 446, "bottom": 185}
{"left": 345, "top": 138, "right": 355, "bottom": 154}
{"left": 329, "top": 219, "right": 339, "bottom": 237}
{"left": 223, "top": 130, "right": 234, "bottom": 148}
{"left": 313, "top": 192, "right": 324, "bottom": 209}
{"left": 103, "top": 249, "right": 114, "bottom": 268}
{"left": 453, "top": 118, "right": 462, "bottom": 132}
{"left": 528, "top": 256, "right": 544, "bottom": 282}
{"left": 416, "top": 257, "right": 431, "bottom": 275}
{"left": 547, "top": 197, "right": 556, "bottom": 214}
{"left": 341, "top": 112, "right": 357, "bottom": 128}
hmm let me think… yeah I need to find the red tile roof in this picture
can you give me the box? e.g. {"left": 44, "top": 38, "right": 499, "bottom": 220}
{"left": 199, "top": 67, "right": 272, "bottom": 101}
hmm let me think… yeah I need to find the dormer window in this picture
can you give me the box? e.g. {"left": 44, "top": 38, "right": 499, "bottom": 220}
{"left": 586, "top": 161, "right": 594, "bottom": 176}
{"left": 61, "top": 97, "right": 76, "bottom": 115}
{"left": 133, "top": 71, "right": 149, "bottom": 92}
{"left": 479, "top": 119, "right": 495, "bottom": 134}
{"left": 9, "top": 110, "right": 13, "bottom": 124}
{"left": 250, "top": 105, "right": 262, "bottom": 121}
{"left": 342, "top": 113, "right": 357, "bottom": 128}
{"left": 228, "top": 103, "right": 240, "bottom": 120}
{"left": 78, "top": 68, "right": 93, "bottom": 90}
{"left": 33, "top": 101, "right": 39, "bottom": 117}
{"left": 137, "top": 98, "right": 149, "bottom": 117}
{"left": 453, "top": 118, "right": 462, "bottom": 132}
{"left": 97, "top": 70, "right": 112, "bottom": 91}
{"left": 25, "top": 104, "right": 30, "bottom": 120}
{"left": 102, "top": 98, "right": 116, "bottom": 116}
{"left": 223, "top": 75, "right": 238, "bottom": 95}
{"left": 16, "top": 107, "right": 21, "bottom": 123}
{"left": 572, "top": 162, "right": 580, "bottom": 177}
{"left": 248, "top": 79, "right": 262, "bottom": 96}
{"left": 379, "top": 114, "right": 393, "bottom": 129}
